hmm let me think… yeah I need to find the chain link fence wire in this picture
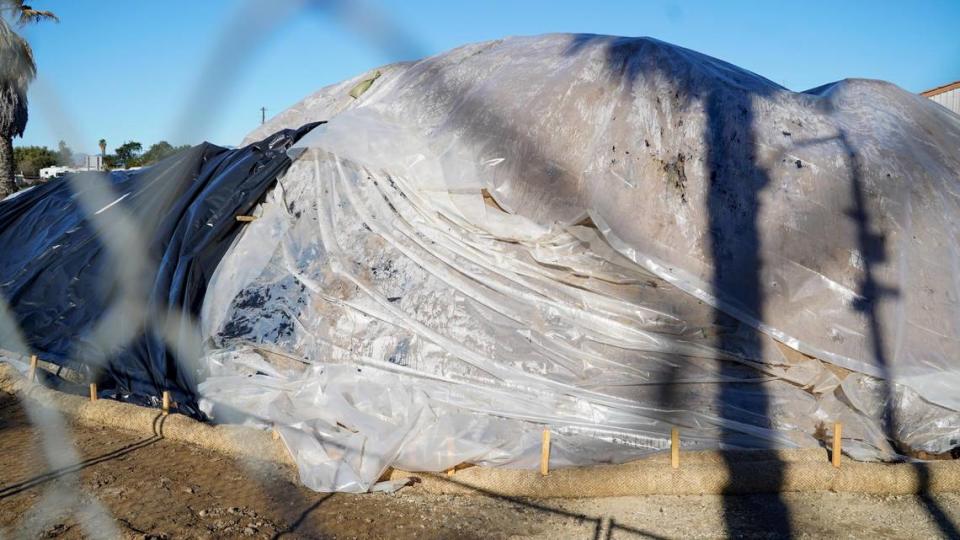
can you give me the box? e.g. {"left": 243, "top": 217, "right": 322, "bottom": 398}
{"left": 5, "top": 3, "right": 957, "bottom": 538}
{"left": 0, "top": 0, "right": 428, "bottom": 534}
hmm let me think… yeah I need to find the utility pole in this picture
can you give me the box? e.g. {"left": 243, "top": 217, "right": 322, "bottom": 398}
{"left": 260, "top": 107, "right": 267, "bottom": 125}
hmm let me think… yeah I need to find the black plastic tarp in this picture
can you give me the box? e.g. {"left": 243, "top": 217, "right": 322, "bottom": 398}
{"left": 0, "top": 123, "right": 320, "bottom": 416}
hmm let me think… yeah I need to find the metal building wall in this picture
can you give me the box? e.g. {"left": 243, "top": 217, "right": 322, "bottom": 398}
{"left": 929, "top": 87, "right": 960, "bottom": 116}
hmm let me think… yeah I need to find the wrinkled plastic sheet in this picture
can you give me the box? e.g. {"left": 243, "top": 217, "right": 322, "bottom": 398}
{"left": 0, "top": 124, "right": 319, "bottom": 414}
{"left": 243, "top": 34, "right": 960, "bottom": 413}
{"left": 199, "top": 104, "right": 960, "bottom": 492}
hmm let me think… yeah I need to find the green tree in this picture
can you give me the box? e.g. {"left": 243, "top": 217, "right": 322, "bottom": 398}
{"left": 139, "top": 141, "right": 189, "bottom": 166}
{"left": 106, "top": 141, "right": 143, "bottom": 170}
{"left": 55, "top": 139, "right": 72, "bottom": 166}
{"left": 12, "top": 145, "right": 57, "bottom": 178}
{"left": 0, "top": 1, "right": 58, "bottom": 199}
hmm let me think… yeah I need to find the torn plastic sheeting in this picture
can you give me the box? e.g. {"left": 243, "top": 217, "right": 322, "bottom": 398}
{"left": 198, "top": 111, "right": 909, "bottom": 493}
{"left": 255, "top": 34, "right": 960, "bottom": 411}
{"left": 0, "top": 124, "right": 320, "bottom": 415}
{"left": 199, "top": 34, "right": 960, "bottom": 492}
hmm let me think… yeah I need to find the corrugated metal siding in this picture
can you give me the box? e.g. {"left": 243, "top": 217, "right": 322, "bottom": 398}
{"left": 930, "top": 88, "right": 960, "bottom": 116}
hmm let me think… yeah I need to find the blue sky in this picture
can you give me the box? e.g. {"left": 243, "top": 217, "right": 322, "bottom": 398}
{"left": 16, "top": 0, "right": 960, "bottom": 154}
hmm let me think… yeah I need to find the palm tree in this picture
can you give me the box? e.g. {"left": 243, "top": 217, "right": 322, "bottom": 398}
{"left": 98, "top": 138, "right": 106, "bottom": 170}
{"left": 0, "top": 1, "right": 57, "bottom": 199}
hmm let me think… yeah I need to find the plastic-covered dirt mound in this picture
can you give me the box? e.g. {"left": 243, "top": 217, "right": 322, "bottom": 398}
{"left": 198, "top": 34, "right": 960, "bottom": 491}
{"left": 3, "top": 34, "right": 959, "bottom": 493}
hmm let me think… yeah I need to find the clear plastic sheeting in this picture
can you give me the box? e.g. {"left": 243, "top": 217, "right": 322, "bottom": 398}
{"left": 198, "top": 111, "right": 948, "bottom": 492}
{"left": 201, "top": 34, "right": 960, "bottom": 491}
{"left": 0, "top": 124, "right": 318, "bottom": 415}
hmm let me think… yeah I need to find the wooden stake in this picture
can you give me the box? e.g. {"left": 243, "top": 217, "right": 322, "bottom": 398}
{"left": 162, "top": 391, "right": 171, "bottom": 414}
{"left": 671, "top": 427, "right": 680, "bottom": 470}
{"left": 540, "top": 429, "right": 551, "bottom": 476}
{"left": 445, "top": 437, "right": 456, "bottom": 476}
{"left": 28, "top": 354, "right": 38, "bottom": 382}
{"left": 89, "top": 383, "right": 98, "bottom": 402}
{"left": 272, "top": 426, "right": 280, "bottom": 440}
{"left": 235, "top": 215, "right": 257, "bottom": 222}
{"left": 832, "top": 422, "right": 843, "bottom": 468}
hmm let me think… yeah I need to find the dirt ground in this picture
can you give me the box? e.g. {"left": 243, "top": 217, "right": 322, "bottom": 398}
{"left": 2, "top": 392, "right": 960, "bottom": 539}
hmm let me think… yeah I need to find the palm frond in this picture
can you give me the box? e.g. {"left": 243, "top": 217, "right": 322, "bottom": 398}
{"left": 0, "top": 1, "right": 59, "bottom": 25}
{"left": 0, "top": 15, "right": 35, "bottom": 86}
{"left": 16, "top": 6, "right": 58, "bottom": 25}
{"left": 0, "top": 1, "right": 55, "bottom": 136}
{"left": 0, "top": 14, "right": 34, "bottom": 135}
